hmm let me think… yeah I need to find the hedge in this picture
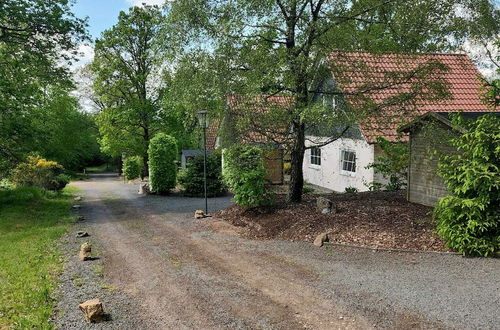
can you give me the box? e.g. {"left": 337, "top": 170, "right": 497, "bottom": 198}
{"left": 122, "top": 156, "right": 142, "bottom": 181}
{"left": 148, "top": 134, "right": 177, "bottom": 194}
{"left": 222, "top": 144, "right": 272, "bottom": 207}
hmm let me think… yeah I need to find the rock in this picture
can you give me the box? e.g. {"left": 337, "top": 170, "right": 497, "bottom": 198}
{"left": 79, "top": 242, "right": 92, "bottom": 261}
{"left": 76, "top": 231, "right": 89, "bottom": 238}
{"left": 138, "top": 183, "right": 150, "bottom": 195}
{"left": 194, "top": 210, "right": 205, "bottom": 219}
{"left": 79, "top": 299, "right": 105, "bottom": 323}
{"left": 74, "top": 196, "right": 82, "bottom": 202}
{"left": 314, "top": 233, "right": 329, "bottom": 247}
{"left": 72, "top": 204, "right": 81, "bottom": 210}
{"left": 77, "top": 216, "right": 85, "bottom": 222}
{"left": 316, "top": 197, "right": 336, "bottom": 214}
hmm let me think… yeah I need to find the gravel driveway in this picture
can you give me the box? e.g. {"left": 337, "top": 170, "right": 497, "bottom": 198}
{"left": 54, "top": 173, "right": 500, "bottom": 329}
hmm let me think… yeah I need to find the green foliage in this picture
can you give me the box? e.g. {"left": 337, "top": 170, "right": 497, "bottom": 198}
{"left": 165, "top": 0, "right": 497, "bottom": 202}
{"left": 178, "top": 153, "right": 226, "bottom": 197}
{"left": 367, "top": 137, "right": 409, "bottom": 191}
{"left": 0, "top": 0, "right": 88, "bottom": 175}
{"left": 148, "top": 134, "right": 178, "bottom": 194}
{"left": 222, "top": 144, "right": 273, "bottom": 208}
{"left": 90, "top": 5, "right": 194, "bottom": 174}
{"left": 345, "top": 186, "right": 359, "bottom": 194}
{"left": 123, "top": 156, "right": 143, "bottom": 181}
{"left": 11, "top": 155, "right": 69, "bottom": 191}
{"left": 0, "top": 185, "right": 75, "bottom": 328}
{"left": 434, "top": 114, "right": 500, "bottom": 256}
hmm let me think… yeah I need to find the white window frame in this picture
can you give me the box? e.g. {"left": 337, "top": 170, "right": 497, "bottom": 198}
{"left": 322, "top": 93, "right": 336, "bottom": 109}
{"left": 310, "top": 147, "right": 321, "bottom": 168}
{"left": 340, "top": 149, "right": 356, "bottom": 176}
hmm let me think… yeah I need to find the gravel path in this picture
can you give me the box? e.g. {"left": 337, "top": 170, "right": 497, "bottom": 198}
{"left": 53, "top": 173, "right": 500, "bottom": 329}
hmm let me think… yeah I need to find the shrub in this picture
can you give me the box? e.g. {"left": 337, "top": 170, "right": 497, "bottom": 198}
{"left": 434, "top": 114, "right": 500, "bottom": 257}
{"left": 148, "top": 134, "right": 177, "bottom": 194}
{"left": 222, "top": 144, "right": 273, "bottom": 208}
{"left": 366, "top": 137, "right": 409, "bottom": 191}
{"left": 123, "top": 156, "right": 142, "bottom": 180}
{"left": 178, "top": 153, "right": 225, "bottom": 197}
{"left": 345, "top": 186, "right": 358, "bottom": 194}
{"left": 11, "top": 156, "right": 69, "bottom": 191}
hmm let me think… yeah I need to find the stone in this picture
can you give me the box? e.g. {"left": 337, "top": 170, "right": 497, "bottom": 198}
{"left": 77, "top": 216, "right": 85, "bottom": 222}
{"left": 138, "top": 183, "right": 150, "bottom": 195}
{"left": 314, "top": 233, "right": 329, "bottom": 247}
{"left": 76, "top": 231, "right": 89, "bottom": 238}
{"left": 194, "top": 210, "right": 205, "bottom": 219}
{"left": 74, "top": 196, "right": 82, "bottom": 202}
{"left": 72, "top": 204, "right": 81, "bottom": 210}
{"left": 79, "top": 242, "right": 92, "bottom": 261}
{"left": 316, "top": 197, "right": 334, "bottom": 214}
{"left": 79, "top": 299, "right": 105, "bottom": 323}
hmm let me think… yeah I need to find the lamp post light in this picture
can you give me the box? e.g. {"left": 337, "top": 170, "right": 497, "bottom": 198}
{"left": 197, "top": 110, "right": 209, "bottom": 216}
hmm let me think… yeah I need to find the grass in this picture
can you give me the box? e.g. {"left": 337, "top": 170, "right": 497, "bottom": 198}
{"left": 85, "top": 164, "right": 114, "bottom": 173}
{"left": 0, "top": 186, "right": 76, "bottom": 329}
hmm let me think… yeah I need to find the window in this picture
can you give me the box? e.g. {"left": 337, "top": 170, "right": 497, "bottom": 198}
{"left": 341, "top": 150, "right": 356, "bottom": 174}
{"left": 322, "top": 93, "right": 336, "bottom": 109}
{"left": 310, "top": 147, "right": 321, "bottom": 166}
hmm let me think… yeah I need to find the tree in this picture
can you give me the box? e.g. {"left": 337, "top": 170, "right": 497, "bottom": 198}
{"left": 90, "top": 5, "right": 165, "bottom": 178}
{"left": 0, "top": 0, "right": 87, "bottom": 175}
{"left": 166, "top": 0, "right": 499, "bottom": 203}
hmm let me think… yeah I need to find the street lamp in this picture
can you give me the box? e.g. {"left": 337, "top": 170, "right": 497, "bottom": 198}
{"left": 197, "top": 110, "right": 209, "bottom": 216}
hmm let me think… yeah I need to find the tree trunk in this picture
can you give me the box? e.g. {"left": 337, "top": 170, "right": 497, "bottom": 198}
{"left": 141, "top": 127, "right": 150, "bottom": 180}
{"left": 141, "top": 153, "right": 149, "bottom": 180}
{"left": 287, "top": 121, "right": 306, "bottom": 203}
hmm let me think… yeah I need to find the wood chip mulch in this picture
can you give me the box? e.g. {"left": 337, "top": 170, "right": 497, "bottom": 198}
{"left": 213, "top": 190, "right": 451, "bottom": 252}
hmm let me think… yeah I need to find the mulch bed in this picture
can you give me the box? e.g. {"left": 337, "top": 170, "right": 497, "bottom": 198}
{"left": 213, "top": 190, "right": 451, "bottom": 252}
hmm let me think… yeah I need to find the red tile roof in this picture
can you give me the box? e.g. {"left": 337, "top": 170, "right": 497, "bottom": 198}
{"left": 329, "top": 51, "right": 491, "bottom": 142}
{"left": 225, "top": 94, "right": 294, "bottom": 145}
{"left": 206, "top": 118, "right": 220, "bottom": 150}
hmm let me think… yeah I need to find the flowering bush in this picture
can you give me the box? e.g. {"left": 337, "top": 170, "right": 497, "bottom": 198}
{"left": 11, "top": 155, "right": 69, "bottom": 191}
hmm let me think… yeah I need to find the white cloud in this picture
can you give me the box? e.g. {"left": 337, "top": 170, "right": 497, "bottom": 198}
{"left": 70, "top": 43, "right": 95, "bottom": 72}
{"left": 126, "top": 0, "right": 165, "bottom": 7}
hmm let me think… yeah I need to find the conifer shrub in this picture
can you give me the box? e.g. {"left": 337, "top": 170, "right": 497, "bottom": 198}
{"left": 178, "top": 153, "right": 225, "bottom": 197}
{"left": 222, "top": 144, "right": 273, "bottom": 208}
{"left": 123, "top": 156, "right": 142, "bottom": 181}
{"left": 434, "top": 114, "right": 500, "bottom": 257}
{"left": 148, "top": 134, "right": 177, "bottom": 194}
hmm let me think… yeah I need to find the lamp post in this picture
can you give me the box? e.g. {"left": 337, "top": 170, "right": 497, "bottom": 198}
{"left": 197, "top": 110, "right": 209, "bottom": 216}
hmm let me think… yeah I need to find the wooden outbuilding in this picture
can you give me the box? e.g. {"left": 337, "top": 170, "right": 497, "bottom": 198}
{"left": 399, "top": 111, "right": 498, "bottom": 206}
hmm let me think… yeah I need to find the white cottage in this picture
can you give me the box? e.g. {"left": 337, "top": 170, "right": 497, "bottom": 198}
{"left": 303, "top": 51, "right": 491, "bottom": 192}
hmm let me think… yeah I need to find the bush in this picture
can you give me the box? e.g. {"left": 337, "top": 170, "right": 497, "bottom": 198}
{"left": 123, "top": 156, "right": 142, "bottom": 180}
{"left": 178, "top": 153, "right": 226, "bottom": 197}
{"left": 345, "top": 186, "right": 358, "bottom": 194}
{"left": 148, "top": 134, "right": 177, "bottom": 194}
{"left": 366, "top": 137, "right": 408, "bottom": 191}
{"left": 222, "top": 144, "right": 273, "bottom": 208}
{"left": 434, "top": 114, "right": 500, "bottom": 257}
{"left": 11, "top": 155, "right": 69, "bottom": 191}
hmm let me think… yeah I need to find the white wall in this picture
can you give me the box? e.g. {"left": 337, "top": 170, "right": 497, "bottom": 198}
{"left": 303, "top": 137, "right": 376, "bottom": 192}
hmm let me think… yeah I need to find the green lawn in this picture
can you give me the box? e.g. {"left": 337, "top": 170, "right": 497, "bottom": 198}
{"left": 0, "top": 186, "right": 77, "bottom": 329}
